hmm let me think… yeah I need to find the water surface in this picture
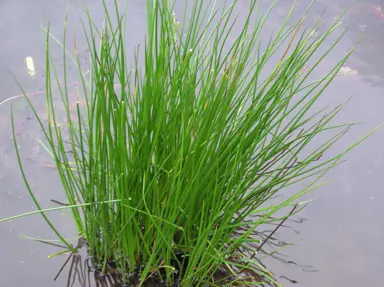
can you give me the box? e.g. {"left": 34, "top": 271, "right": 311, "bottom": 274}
{"left": 0, "top": 0, "right": 383, "bottom": 286}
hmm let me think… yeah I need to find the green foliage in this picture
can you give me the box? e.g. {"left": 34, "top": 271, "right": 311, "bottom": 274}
{"left": 5, "top": 0, "right": 368, "bottom": 286}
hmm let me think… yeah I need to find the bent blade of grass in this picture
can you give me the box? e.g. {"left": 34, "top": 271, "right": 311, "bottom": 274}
{"left": 10, "top": 106, "right": 75, "bottom": 252}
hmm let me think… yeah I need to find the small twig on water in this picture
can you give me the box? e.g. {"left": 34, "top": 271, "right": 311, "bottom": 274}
{"left": 51, "top": 199, "right": 70, "bottom": 206}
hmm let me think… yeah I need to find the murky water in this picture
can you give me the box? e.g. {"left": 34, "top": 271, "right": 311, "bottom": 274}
{"left": 1, "top": 0, "right": 383, "bottom": 286}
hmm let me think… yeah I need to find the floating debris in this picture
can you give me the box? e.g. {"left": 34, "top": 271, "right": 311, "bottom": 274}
{"left": 25, "top": 56, "right": 35, "bottom": 76}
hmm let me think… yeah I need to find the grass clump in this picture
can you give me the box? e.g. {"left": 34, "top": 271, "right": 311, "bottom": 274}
{"left": 6, "top": 0, "right": 365, "bottom": 286}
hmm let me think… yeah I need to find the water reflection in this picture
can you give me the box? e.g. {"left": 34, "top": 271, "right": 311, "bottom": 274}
{"left": 346, "top": 1, "right": 384, "bottom": 87}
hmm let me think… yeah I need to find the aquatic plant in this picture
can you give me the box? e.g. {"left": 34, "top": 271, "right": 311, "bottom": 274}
{"left": 4, "top": 0, "right": 371, "bottom": 286}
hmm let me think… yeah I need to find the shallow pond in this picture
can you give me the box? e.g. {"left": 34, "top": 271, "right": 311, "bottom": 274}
{"left": 1, "top": 0, "right": 384, "bottom": 286}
